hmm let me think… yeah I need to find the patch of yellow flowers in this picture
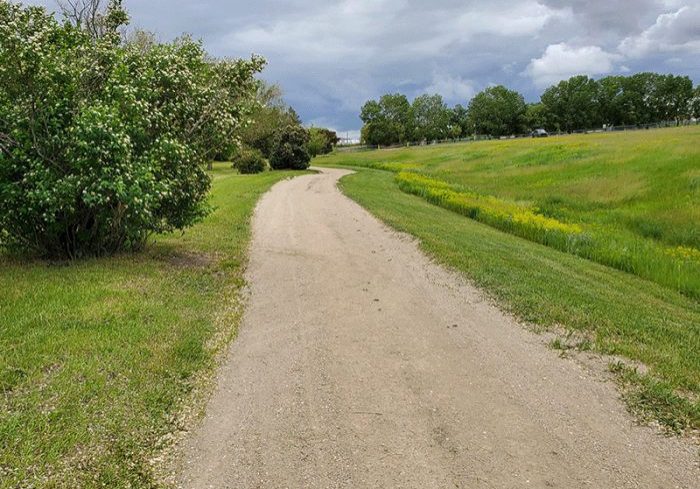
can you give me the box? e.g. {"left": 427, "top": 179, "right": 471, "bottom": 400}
{"left": 395, "top": 171, "right": 583, "bottom": 236}
{"left": 666, "top": 245, "right": 700, "bottom": 262}
{"left": 368, "top": 162, "right": 421, "bottom": 172}
{"left": 394, "top": 171, "right": 699, "bottom": 298}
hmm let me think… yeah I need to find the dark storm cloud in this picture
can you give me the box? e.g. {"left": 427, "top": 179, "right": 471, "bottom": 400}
{"left": 23, "top": 0, "right": 700, "bottom": 134}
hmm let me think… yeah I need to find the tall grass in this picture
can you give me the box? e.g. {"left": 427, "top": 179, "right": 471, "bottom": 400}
{"left": 395, "top": 171, "right": 700, "bottom": 298}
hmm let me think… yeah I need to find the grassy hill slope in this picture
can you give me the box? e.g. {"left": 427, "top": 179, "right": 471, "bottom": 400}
{"left": 321, "top": 127, "right": 700, "bottom": 298}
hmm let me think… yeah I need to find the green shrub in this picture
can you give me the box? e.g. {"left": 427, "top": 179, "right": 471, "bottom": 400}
{"left": 0, "top": 2, "right": 264, "bottom": 258}
{"left": 234, "top": 148, "right": 268, "bottom": 174}
{"left": 270, "top": 124, "right": 311, "bottom": 170}
{"left": 308, "top": 127, "right": 339, "bottom": 157}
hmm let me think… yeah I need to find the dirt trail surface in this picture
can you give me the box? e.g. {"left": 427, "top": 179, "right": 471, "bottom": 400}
{"left": 178, "top": 168, "right": 698, "bottom": 489}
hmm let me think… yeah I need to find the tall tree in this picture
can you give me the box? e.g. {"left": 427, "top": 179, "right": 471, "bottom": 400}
{"left": 597, "top": 76, "right": 625, "bottom": 126}
{"left": 450, "top": 104, "right": 470, "bottom": 137}
{"left": 467, "top": 85, "right": 526, "bottom": 137}
{"left": 360, "top": 93, "right": 411, "bottom": 146}
{"left": 239, "top": 82, "right": 300, "bottom": 159}
{"left": 411, "top": 94, "right": 451, "bottom": 142}
{"left": 524, "top": 103, "right": 552, "bottom": 131}
{"left": 541, "top": 75, "right": 600, "bottom": 132}
{"left": 653, "top": 74, "right": 694, "bottom": 123}
{"left": 619, "top": 73, "right": 666, "bottom": 125}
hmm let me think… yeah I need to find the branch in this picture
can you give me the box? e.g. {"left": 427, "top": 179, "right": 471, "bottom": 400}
{"left": 57, "top": 0, "right": 104, "bottom": 38}
{"left": 0, "top": 132, "right": 18, "bottom": 157}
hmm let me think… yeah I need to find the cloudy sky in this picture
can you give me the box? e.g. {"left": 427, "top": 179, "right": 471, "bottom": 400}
{"left": 27, "top": 0, "right": 700, "bottom": 136}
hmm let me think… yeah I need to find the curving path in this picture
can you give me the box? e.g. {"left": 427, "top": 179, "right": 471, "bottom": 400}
{"left": 178, "top": 168, "right": 698, "bottom": 488}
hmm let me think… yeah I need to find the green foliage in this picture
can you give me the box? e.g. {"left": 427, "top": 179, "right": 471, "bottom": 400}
{"left": 358, "top": 73, "right": 696, "bottom": 142}
{"left": 690, "top": 85, "right": 700, "bottom": 119}
{"left": 360, "top": 93, "right": 412, "bottom": 145}
{"left": 270, "top": 124, "right": 311, "bottom": 170}
{"left": 307, "top": 127, "right": 339, "bottom": 157}
{"left": 467, "top": 85, "right": 527, "bottom": 137}
{"left": 596, "top": 75, "right": 626, "bottom": 127}
{"left": 360, "top": 93, "right": 463, "bottom": 145}
{"left": 524, "top": 102, "right": 551, "bottom": 130}
{"left": 541, "top": 75, "right": 601, "bottom": 132}
{"left": 543, "top": 73, "right": 695, "bottom": 131}
{"left": 450, "top": 104, "right": 470, "bottom": 138}
{"left": 240, "top": 82, "right": 301, "bottom": 159}
{"left": 0, "top": 2, "right": 264, "bottom": 258}
{"left": 411, "top": 94, "right": 451, "bottom": 141}
{"left": 59, "top": 0, "right": 130, "bottom": 40}
{"left": 212, "top": 140, "right": 238, "bottom": 162}
{"left": 307, "top": 129, "right": 326, "bottom": 157}
{"left": 233, "top": 147, "right": 268, "bottom": 174}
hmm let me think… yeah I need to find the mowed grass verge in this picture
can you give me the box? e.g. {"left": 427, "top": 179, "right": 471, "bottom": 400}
{"left": 321, "top": 127, "right": 700, "bottom": 299}
{"left": 335, "top": 168, "right": 700, "bottom": 434}
{"left": 0, "top": 165, "right": 302, "bottom": 488}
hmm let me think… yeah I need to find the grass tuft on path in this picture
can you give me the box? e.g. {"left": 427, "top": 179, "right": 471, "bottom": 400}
{"left": 0, "top": 164, "right": 303, "bottom": 488}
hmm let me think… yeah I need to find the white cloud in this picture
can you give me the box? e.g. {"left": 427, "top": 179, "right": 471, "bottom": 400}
{"left": 221, "top": 1, "right": 386, "bottom": 63}
{"left": 223, "top": 0, "right": 560, "bottom": 66}
{"left": 423, "top": 74, "right": 476, "bottom": 104}
{"left": 619, "top": 6, "right": 700, "bottom": 58}
{"left": 526, "top": 43, "right": 620, "bottom": 88}
{"left": 453, "top": 1, "right": 561, "bottom": 37}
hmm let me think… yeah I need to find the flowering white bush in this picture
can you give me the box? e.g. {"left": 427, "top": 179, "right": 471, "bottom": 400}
{"left": 0, "top": 1, "right": 264, "bottom": 257}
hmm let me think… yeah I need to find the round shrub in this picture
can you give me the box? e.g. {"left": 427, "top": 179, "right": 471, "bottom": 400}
{"left": 234, "top": 148, "right": 268, "bottom": 174}
{"left": 269, "top": 124, "right": 311, "bottom": 170}
{"left": 0, "top": 2, "right": 264, "bottom": 257}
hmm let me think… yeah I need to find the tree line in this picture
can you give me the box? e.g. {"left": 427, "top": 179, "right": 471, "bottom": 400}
{"left": 361, "top": 73, "right": 700, "bottom": 145}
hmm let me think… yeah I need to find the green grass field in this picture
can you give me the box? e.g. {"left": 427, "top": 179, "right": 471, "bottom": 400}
{"left": 318, "top": 127, "right": 700, "bottom": 433}
{"left": 322, "top": 127, "right": 700, "bottom": 298}
{"left": 0, "top": 165, "right": 302, "bottom": 488}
